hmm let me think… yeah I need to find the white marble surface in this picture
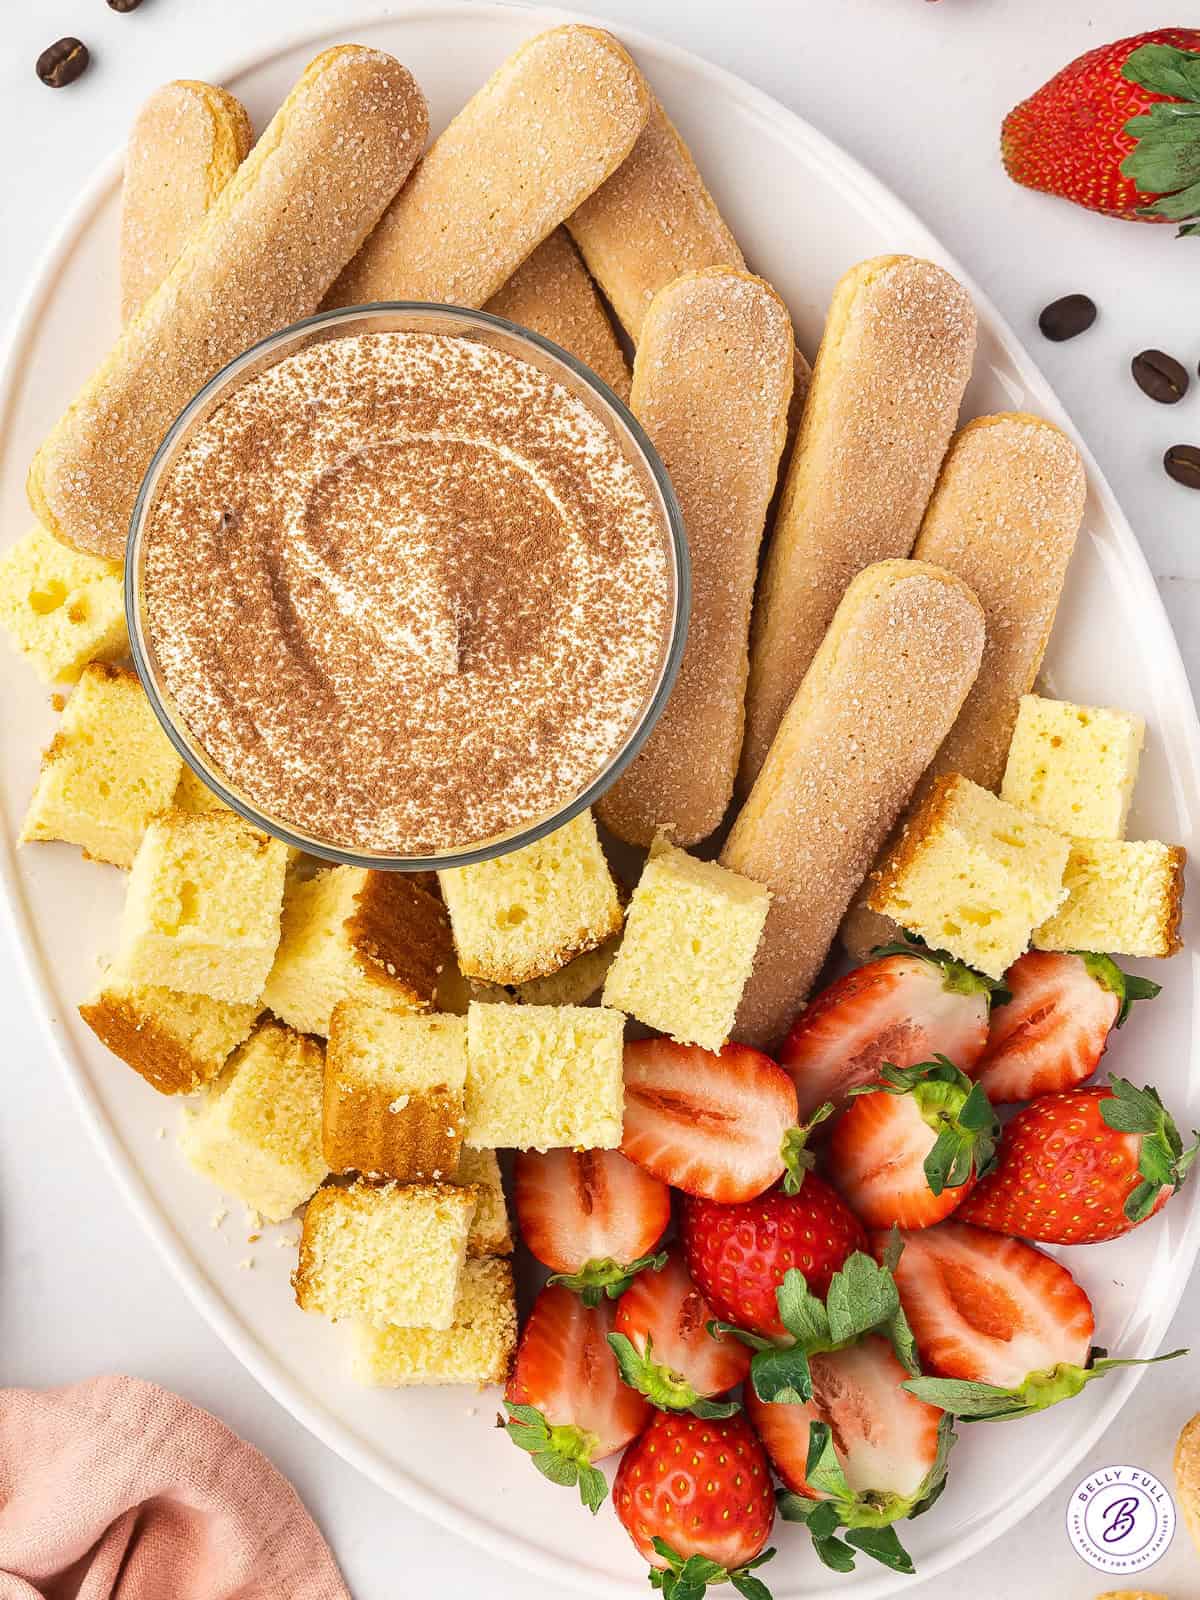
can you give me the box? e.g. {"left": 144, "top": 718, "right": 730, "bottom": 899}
{"left": 2, "top": 1, "right": 1199, "bottom": 1596}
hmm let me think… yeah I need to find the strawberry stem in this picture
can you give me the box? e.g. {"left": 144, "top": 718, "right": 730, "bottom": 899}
{"left": 903, "top": 1347, "right": 1187, "bottom": 1421}
{"left": 780, "top": 1105, "right": 835, "bottom": 1193}
{"left": 547, "top": 1251, "right": 668, "bottom": 1306}
{"left": 502, "top": 1402, "right": 608, "bottom": 1512}
{"left": 607, "top": 1331, "right": 740, "bottom": 1419}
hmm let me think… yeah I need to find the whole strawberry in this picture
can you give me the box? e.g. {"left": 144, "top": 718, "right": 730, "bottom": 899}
{"left": 1002, "top": 31, "right": 1200, "bottom": 230}
{"left": 613, "top": 1411, "right": 776, "bottom": 1597}
{"left": 958, "top": 1075, "right": 1198, "bottom": 1244}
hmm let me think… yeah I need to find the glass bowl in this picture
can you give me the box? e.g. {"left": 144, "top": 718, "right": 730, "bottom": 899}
{"left": 126, "top": 303, "right": 689, "bottom": 871}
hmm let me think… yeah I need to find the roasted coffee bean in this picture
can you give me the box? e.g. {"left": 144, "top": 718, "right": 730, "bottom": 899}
{"left": 106, "top": 0, "right": 144, "bottom": 10}
{"left": 1164, "top": 444, "right": 1200, "bottom": 490}
{"left": 1132, "top": 349, "right": 1189, "bottom": 404}
{"left": 36, "top": 37, "right": 89, "bottom": 87}
{"left": 1038, "top": 294, "right": 1097, "bottom": 342}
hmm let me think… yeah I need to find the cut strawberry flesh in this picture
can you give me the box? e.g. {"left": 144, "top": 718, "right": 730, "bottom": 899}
{"left": 622, "top": 1038, "right": 798, "bottom": 1203}
{"left": 513, "top": 1147, "right": 671, "bottom": 1275}
{"left": 875, "top": 1222, "right": 1094, "bottom": 1389}
{"left": 614, "top": 1245, "right": 750, "bottom": 1397}
{"left": 976, "top": 951, "right": 1118, "bottom": 1104}
{"left": 781, "top": 955, "right": 990, "bottom": 1120}
{"left": 829, "top": 1091, "right": 970, "bottom": 1230}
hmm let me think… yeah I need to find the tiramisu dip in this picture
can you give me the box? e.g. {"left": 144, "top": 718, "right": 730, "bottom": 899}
{"left": 141, "top": 330, "right": 675, "bottom": 855}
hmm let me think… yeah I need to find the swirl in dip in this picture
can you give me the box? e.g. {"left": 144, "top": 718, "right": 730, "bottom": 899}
{"left": 141, "top": 330, "right": 674, "bottom": 855}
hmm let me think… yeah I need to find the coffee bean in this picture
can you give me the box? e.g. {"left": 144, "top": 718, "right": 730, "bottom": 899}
{"left": 1132, "top": 349, "right": 1189, "bottom": 404}
{"left": 1038, "top": 294, "right": 1097, "bottom": 342}
{"left": 1164, "top": 445, "right": 1200, "bottom": 490}
{"left": 106, "top": 0, "right": 144, "bottom": 10}
{"left": 36, "top": 37, "right": 89, "bottom": 88}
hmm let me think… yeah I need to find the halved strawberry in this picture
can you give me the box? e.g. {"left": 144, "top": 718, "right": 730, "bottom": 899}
{"left": 622, "top": 1038, "right": 799, "bottom": 1203}
{"left": 504, "top": 1284, "right": 651, "bottom": 1510}
{"left": 780, "top": 949, "right": 994, "bottom": 1121}
{"left": 747, "top": 1336, "right": 952, "bottom": 1576}
{"left": 975, "top": 951, "right": 1159, "bottom": 1104}
{"left": 876, "top": 1222, "right": 1183, "bottom": 1420}
{"left": 609, "top": 1246, "right": 750, "bottom": 1416}
{"left": 513, "top": 1147, "right": 671, "bottom": 1303}
{"left": 828, "top": 1057, "right": 998, "bottom": 1229}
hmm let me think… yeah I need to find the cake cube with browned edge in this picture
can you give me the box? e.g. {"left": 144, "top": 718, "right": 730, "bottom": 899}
{"left": 79, "top": 974, "right": 258, "bottom": 1096}
{"left": 263, "top": 866, "right": 450, "bottom": 1038}
{"left": 348, "top": 1257, "right": 518, "bottom": 1387}
{"left": 438, "top": 810, "right": 622, "bottom": 986}
{"left": 324, "top": 1003, "right": 467, "bottom": 1181}
{"left": 294, "top": 1179, "right": 476, "bottom": 1332}
{"left": 115, "top": 810, "right": 288, "bottom": 1004}
{"left": 1035, "top": 838, "right": 1186, "bottom": 959}
{"left": 464, "top": 1001, "right": 624, "bottom": 1152}
{"left": 1001, "top": 694, "right": 1145, "bottom": 841}
{"left": 173, "top": 763, "right": 233, "bottom": 814}
{"left": 869, "top": 774, "right": 1070, "bottom": 981}
{"left": 455, "top": 1147, "right": 512, "bottom": 1257}
{"left": 20, "top": 663, "right": 182, "bottom": 868}
{"left": 179, "top": 1019, "right": 326, "bottom": 1221}
{"left": 603, "top": 838, "right": 769, "bottom": 1050}
{"left": 0, "top": 523, "right": 126, "bottom": 684}
{"left": 512, "top": 935, "right": 621, "bottom": 1007}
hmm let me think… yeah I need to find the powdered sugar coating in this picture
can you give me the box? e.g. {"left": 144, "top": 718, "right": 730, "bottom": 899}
{"left": 142, "top": 331, "right": 673, "bottom": 855}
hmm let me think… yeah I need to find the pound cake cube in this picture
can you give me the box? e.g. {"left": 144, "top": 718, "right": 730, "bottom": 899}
{"left": 465, "top": 1002, "right": 624, "bottom": 1151}
{"left": 348, "top": 1258, "right": 517, "bottom": 1387}
{"left": 455, "top": 1146, "right": 512, "bottom": 1256}
{"left": 869, "top": 774, "right": 1070, "bottom": 980}
{"left": 79, "top": 975, "right": 258, "bottom": 1095}
{"left": 116, "top": 810, "right": 288, "bottom": 1003}
{"left": 1035, "top": 838, "right": 1186, "bottom": 958}
{"left": 0, "top": 523, "right": 125, "bottom": 683}
{"left": 20, "top": 663, "right": 183, "bottom": 867}
{"left": 1001, "top": 694, "right": 1145, "bottom": 840}
{"left": 438, "top": 810, "right": 622, "bottom": 985}
{"left": 179, "top": 1019, "right": 326, "bottom": 1220}
{"left": 173, "top": 763, "right": 233, "bottom": 814}
{"left": 603, "top": 839, "right": 769, "bottom": 1050}
{"left": 263, "top": 866, "right": 451, "bottom": 1037}
{"left": 294, "top": 1180, "right": 476, "bottom": 1331}
{"left": 324, "top": 1003, "right": 467, "bottom": 1181}
{"left": 512, "top": 935, "right": 621, "bottom": 1007}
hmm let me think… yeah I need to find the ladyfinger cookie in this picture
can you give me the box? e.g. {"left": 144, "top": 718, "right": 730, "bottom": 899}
{"left": 841, "top": 412, "right": 1086, "bottom": 958}
{"left": 328, "top": 27, "right": 649, "bottom": 311}
{"left": 120, "top": 81, "right": 252, "bottom": 323}
{"left": 721, "top": 559, "right": 984, "bottom": 1048}
{"left": 485, "top": 228, "right": 630, "bottom": 401}
{"left": 597, "top": 269, "right": 793, "bottom": 847}
{"left": 740, "top": 256, "right": 977, "bottom": 796}
{"left": 29, "top": 46, "right": 429, "bottom": 561}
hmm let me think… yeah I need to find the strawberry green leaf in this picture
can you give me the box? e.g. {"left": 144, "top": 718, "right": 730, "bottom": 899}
{"left": 850, "top": 1058, "right": 998, "bottom": 1195}
{"left": 1077, "top": 954, "right": 1161, "bottom": 1027}
{"left": 729, "top": 1574, "right": 772, "bottom": 1600}
{"left": 1101, "top": 1075, "right": 1199, "bottom": 1218}
{"left": 869, "top": 940, "right": 1004, "bottom": 1003}
{"left": 1123, "top": 130, "right": 1200, "bottom": 197}
{"left": 749, "top": 1343, "right": 813, "bottom": 1405}
{"left": 648, "top": 1538, "right": 776, "bottom": 1600}
{"left": 1122, "top": 42, "right": 1200, "bottom": 102}
{"left": 825, "top": 1253, "right": 901, "bottom": 1346}
{"left": 780, "top": 1104, "right": 835, "bottom": 1193}
{"left": 776, "top": 1268, "right": 831, "bottom": 1347}
{"left": 1140, "top": 179, "right": 1200, "bottom": 223}
{"left": 805, "top": 1421, "right": 852, "bottom": 1501}
{"left": 1178, "top": 220, "right": 1200, "bottom": 235}
{"left": 607, "top": 1331, "right": 740, "bottom": 1417}
{"left": 548, "top": 1251, "right": 668, "bottom": 1306}
{"left": 502, "top": 1402, "right": 607, "bottom": 1513}
{"left": 845, "top": 1526, "right": 915, "bottom": 1575}
{"left": 903, "top": 1349, "right": 1186, "bottom": 1421}
{"left": 707, "top": 1320, "right": 775, "bottom": 1352}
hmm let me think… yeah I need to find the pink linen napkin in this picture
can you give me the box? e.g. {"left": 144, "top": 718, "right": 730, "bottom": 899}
{"left": 0, "top": 1375, "right": 351, "bottom": 1600}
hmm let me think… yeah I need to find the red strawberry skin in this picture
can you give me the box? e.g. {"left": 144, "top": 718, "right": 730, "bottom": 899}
{"left": 513, "top": 1147, "right": 671, "bottom": 1275}
{"left": 506, "top": 1284, "right": 651, "bottom": 1459}
{"left": 622, "top": 1038, "right": 799, "bottom": 1203}
{"left": 875, "top": 1223, "right": 1094, "bottom": 1388}
{"left": 614, "top": 1245, "right": 751, "bottom": 1399}
{"left": 745, "top": 1335, "right": 943, "bottom": 1501}
{"left": 957, "top": 1087, "right": 1170, "bottom": 1244}
{"left": 1002, "top": 29, "right": 1200, "bottom": 220}
{"left": 780, "top": 954, "right": 989, "bottom": 1121}
{"left": 679, "top": 1176, "right": 865, "bottom": 1338}
{"left": 828, "top": 1089, "right": 974, "bottom": 1230}
{"left": 614, "top": 1411, "right": 775, "bottom": 1571}
{"left": 975, "top": 952, "right": 1119, "bottom": 1105}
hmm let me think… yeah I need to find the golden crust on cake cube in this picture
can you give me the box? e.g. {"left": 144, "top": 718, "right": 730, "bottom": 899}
{"left": 293, "top": 1179, "right": 476, "bottom": 1331}
{"left": 1034, "top": 838, "right": 1185, "bottom": 958}
{"left": 869, "top": 773, "right": 1070, "bottom": 980}
{"left": 512, "top": 934, "right": 621, "bottom": 1006}
{"left": 79, "top": 974, "right": 258, "bottom": 1095}
{"left": 348, "top": 1257, "right": 517, "bottom": 1387}
{"left": 115, "top": 809, "right": 288, "bottom": 1003}
{"left": 0, "top": 523, "right": 125, "bottom": 683}
{"left": 179, "top": 1019, "right": 326, "bottom": 1221}
{"left": 20, "top": 663, "right": 182, "bottom": 867}
{"left": 455, "top": 1146, "right": 512, "bottom": 1256}
{"left": 1001, "top": 693, "right": 1144, "bottom": 841}
{"left": 173, "top": 763, "right": 233, "bottom": 814}
{"left": 263, "top": 866, "right": 451, "bottom": 1037}
{"left": 603, "top": 838, "right": 768, "bottom": 1049}
{"left": 438, "top": 810, "right": 622, "bottom": 985}
{"left": 464, "top": 1001, "right": 624, "bottom": 1151}
{"left": 324, "top": 1002, "right": 467, "bottom": 1181}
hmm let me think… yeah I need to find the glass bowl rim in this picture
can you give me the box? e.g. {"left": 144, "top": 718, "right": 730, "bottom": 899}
{"left": 125, "top": 300, "right": 690, "bottom": 872}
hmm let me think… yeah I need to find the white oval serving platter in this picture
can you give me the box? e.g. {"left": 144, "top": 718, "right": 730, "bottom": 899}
{"left": 1, "top": 5, "right": 1198, "bottom": 1596}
